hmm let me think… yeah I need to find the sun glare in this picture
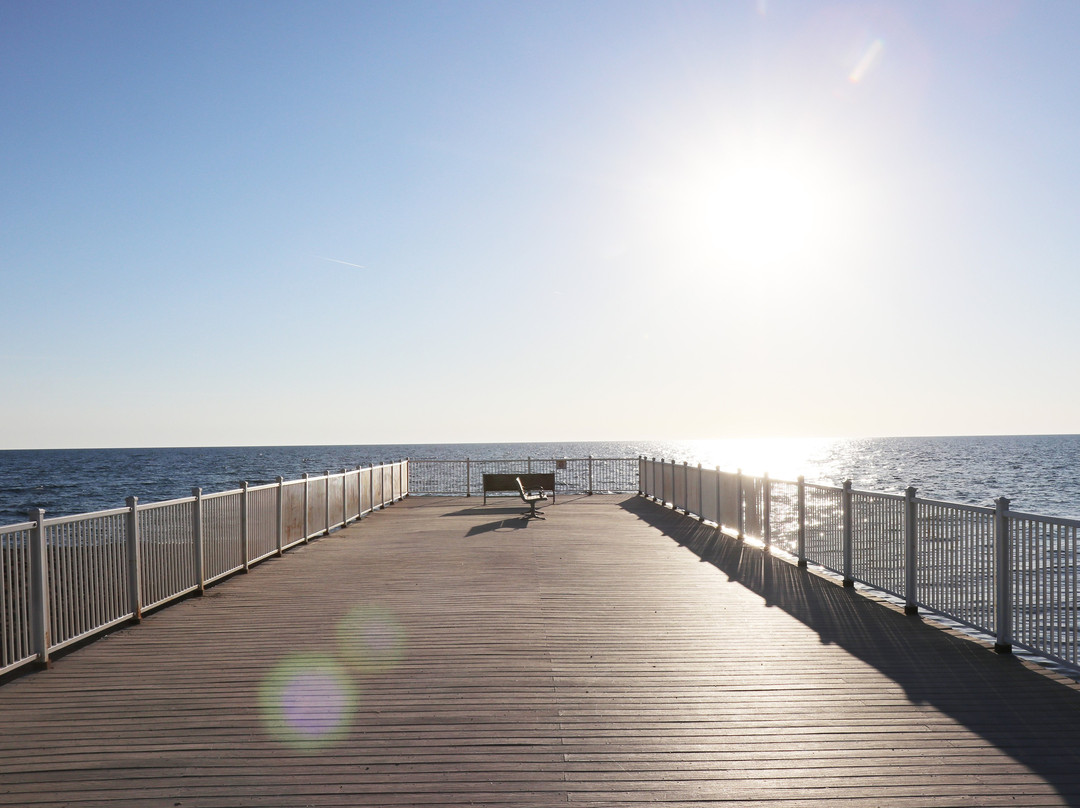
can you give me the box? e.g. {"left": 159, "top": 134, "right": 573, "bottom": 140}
{"left": 646, "top": 142, "right": 849, "bottom": 272}
{"left": 707, "top": 156, "right": 822, "bottom": 265}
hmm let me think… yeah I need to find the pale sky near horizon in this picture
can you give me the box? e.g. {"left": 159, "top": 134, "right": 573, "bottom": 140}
{"left": 2, "top": 0, "right": 1079, "bottom": 449}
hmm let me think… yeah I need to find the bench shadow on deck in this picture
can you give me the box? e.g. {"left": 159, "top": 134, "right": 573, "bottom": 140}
{"left": 621, "top": 495, "right": 1080, "bottom": 803}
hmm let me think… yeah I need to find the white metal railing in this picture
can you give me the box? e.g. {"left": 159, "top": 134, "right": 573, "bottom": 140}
{"left": 406, "top": 457, "right": 640, "bottom": 496}
{"left": 12, "top": 450, "right": 1080, "bottom": 678}
{"left": 0, "top": 460, "right": 408, "bottom": 678}
{"left": 638, "top": 457, "right": 1080, "bottom": 672}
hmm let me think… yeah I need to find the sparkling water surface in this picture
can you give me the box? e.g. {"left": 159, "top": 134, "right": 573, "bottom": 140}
{"left": 1, "top": 436, "right": 1078, "bottom": 525}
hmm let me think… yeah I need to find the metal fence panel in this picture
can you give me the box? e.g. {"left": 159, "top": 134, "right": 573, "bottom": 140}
{"left": 304, "top": 477, "right": 326, "bottom": 537}
{"left": 139, "top": 499, "right": 196, "bottom": 610}
{"left": 743, "top": 477, "right": 764, "bottom": 541}
{"left": 917, "top": 500, "right": 995, "bottom": 634}
{"left": 203, "top": 492, "right": 242, "bottom": 583}
{"left": 851, "top": 491, "right": 905, "bottom": 597}
{"left": 804, "top": 484, "right": 843, "bottom": 575}
{"left": 769, "top": 480, "right": 800, "bottom": 556}
{"left": 248, "top": 485, "right": 279, "bottom": 562}
{"left": 282, "top": 481, "right": 305, "bottom": 547}
{"left": 700, "top": 468, "right": 719, "bottom": 525}
{"left": 1010, "top": 514, "right": 1080, "bottom": 668}
{"left": 718, "top": 472, "right": 739, "bottom": 532}
{"left": 0, "top": 523, "right": 34, "bottom": 674}
{"left": 45, "top": 510, "right": 129, "bottom": 650}
{"left": 345, "top": 471, "right": 360, "bottom": 522}
{"left": 327, "top": 474, "right": 345, "bottom": 531}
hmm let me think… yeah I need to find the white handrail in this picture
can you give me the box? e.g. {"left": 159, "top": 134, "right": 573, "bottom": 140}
{"left": 0, "top": 460, "right": 409, "bottom": 678}
{"left": 637, "top": 456, "right": 1080, "bottom": 672}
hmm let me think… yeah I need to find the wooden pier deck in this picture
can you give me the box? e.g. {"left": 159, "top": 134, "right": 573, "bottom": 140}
{"left": 5, "top": 494, "right": 1080, "bottom": 807}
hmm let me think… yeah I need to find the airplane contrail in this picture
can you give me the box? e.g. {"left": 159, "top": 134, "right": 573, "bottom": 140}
{"left": 320, "top": 256, "right": 366, "bottom": 269}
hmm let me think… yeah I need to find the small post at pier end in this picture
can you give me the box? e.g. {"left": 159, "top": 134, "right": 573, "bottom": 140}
{"left": 241, "top": 482, "right": 251, "bottom": 571}
{"left": 192, "top": 488, "right": 205, "bottom": 594}
{"left": 29, "top": 508, "right": 51, "bottom": 669}
{"left": 904, "top": 486, "right": 919, "bottom": 615}
{"left": 796, "top": 476, "right": 807, "bottom": 568}
{"left": 125, "top": 496, "right": 143, "bottom": 622}
{"left": 275, "top": 476, "right": 284, "bottom": 553}
{"left": 994, "top": 496, "right": 1013, "bottom": 655}
{"left": 842, "top": 480, "right": 854, "bottom": 587}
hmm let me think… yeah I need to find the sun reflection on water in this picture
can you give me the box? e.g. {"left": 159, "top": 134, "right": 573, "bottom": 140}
{"left": 652, "top": 437, "right": 842, "bottom": 482}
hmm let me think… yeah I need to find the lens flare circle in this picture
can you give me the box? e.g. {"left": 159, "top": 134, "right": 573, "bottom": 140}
{"left": 336, "top": 605, "right": 406, "bottom": 674}
{"left": 259, "top": 654, "right": 358, "bottom": 751}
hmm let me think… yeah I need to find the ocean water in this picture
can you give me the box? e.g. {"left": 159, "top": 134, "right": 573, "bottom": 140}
{"left": 1, "top": 435, "right": 1078, "bottom": 526}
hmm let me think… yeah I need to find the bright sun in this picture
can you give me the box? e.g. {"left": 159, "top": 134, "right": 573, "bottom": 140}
{"left": 646, "top": 143, "right": 845, "bottom": 270}
{"left": 707, "top": 157, "right": 822, "bottom": 265}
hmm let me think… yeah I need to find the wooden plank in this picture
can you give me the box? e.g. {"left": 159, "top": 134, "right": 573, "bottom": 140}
{"left": 2, "top": 494, "right": 1080, "bottom": 806}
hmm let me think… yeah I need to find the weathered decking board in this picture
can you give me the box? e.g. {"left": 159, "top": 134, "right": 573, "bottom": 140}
{"left": 4, "top": 494, "right": 1080, "bottom": 806}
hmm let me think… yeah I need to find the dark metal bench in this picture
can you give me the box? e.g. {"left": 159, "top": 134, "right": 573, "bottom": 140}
{"left": 482, "top": 473, "right": 555, "bottom": 506}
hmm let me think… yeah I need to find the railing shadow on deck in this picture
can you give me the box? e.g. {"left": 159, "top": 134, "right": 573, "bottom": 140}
{"left": 620, "top": 495, "right": 1080, "bottom": 806}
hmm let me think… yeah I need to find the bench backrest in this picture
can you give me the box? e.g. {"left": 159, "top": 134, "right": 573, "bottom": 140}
{"left": 482, "top": 473, "right": 555, "bottom": 493}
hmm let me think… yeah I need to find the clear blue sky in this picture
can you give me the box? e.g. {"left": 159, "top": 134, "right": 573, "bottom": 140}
{"left": 2, "top": 0, "right": 1079, "bottom": 448}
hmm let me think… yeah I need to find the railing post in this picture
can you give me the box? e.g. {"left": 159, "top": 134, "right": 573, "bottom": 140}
{"left": 192, "top": 488, "right": 205, "bottom": 594}
{"left": 302, "top": 473, "right": 310, "bottom": 542}
{"left": 275, "top": 476, "right": 284, "bottom": 555}
{"left": 28, "top": 508, "right": 50, "bottom": 668}
{"left": 527, "top": 456, "right": 532, "bottom": 473}
{"left": 995, "top": 497, "right": 1013, "bottom": 654}
{"left": 323, "top": 471, "right": 331, "bottom": 535}
{"left": 736, "top": 468, "right": 744, "bottom": 540}
{"left": 588, "top": 455, "right": 594, "bottom": 495}
{"left": 240, "top": 481, "right": 250, "bottom": 571}
{"left": 466, "top": 458, "right": 471, "bottom": 497}
{"left": 842, "top": 479, "right": 854, "bottom": 587}
{"left": 904, "top": 486, "right": 918, "bottom": 615}
{"left": 797, "top": 476, "right": 806, "bottom": 567}
{"left": 125, "top": 496, "right": 142, "bottom": 622}
{"left": 660, "top": 458, "right": 666, "bottom": 506}
{"left": 369, "top": 464, "right": 375, "bottom": 512}
{"left": 763, "top": 473, "right": 771, "bottom": 551}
